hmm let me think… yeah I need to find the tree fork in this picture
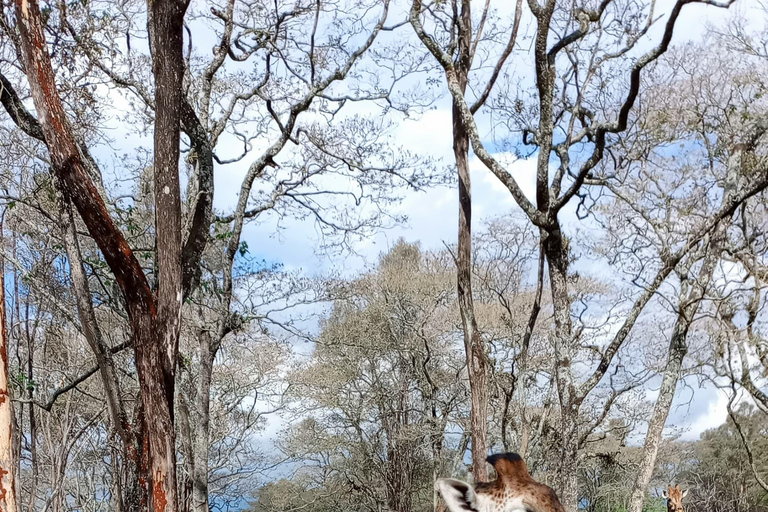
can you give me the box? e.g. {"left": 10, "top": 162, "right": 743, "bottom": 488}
{"left": 15, "top": 0, "right": 190, "bottom": 510}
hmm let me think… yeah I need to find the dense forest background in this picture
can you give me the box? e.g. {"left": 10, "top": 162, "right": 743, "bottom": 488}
{"left": 0, "top": 1, "right": 767, "bottom": 512}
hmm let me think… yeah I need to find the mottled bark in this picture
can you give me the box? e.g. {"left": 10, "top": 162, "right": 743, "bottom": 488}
{"left": 179, "top": 100, "right": 214, "bottom": 301}
{"left": 138, "top": 1, "right": 189, "bottom": 510}
{"left": 528, "top": 0, "right": 582, "bottom": 503}
{"left": 192, "top": 327, "right": 213, "bottom": 512}
{"left": 626, "top": 253, "right": 716, "bottom": 512}
{"left": 0, "top": 221, "right": 18, "bottom": 512}
{"left": 541, "top": 226, "right": 578, "bottom": 512}
{"left": 625, "top": 309, "right": 689, "bottom": 512}
{"left": 15, "top": 0, "right": 189, "bottom": 510}
{"left": 453, "top": 0, "right": 488, "bottom": 480}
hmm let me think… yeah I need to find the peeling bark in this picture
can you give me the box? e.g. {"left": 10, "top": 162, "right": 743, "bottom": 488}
{"left": 0, "top": 219, "right": 18, "bottom": 512}
{"left": 14, "top": 0, "right": 190, "bottom": 510}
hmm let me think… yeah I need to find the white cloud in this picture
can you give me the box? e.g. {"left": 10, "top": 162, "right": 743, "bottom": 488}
{"left": 678, "top": 387, "right": 730, "bottom": 441}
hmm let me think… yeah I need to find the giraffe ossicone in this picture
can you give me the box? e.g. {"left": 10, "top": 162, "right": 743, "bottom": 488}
{"left": 662, "top": 484, "right": 688, "bottom": 512}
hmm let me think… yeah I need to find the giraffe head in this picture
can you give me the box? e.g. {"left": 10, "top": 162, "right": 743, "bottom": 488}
{"left": 436, "top": 453, "right": 565, "bottom": 512}
{"left": 662, "top": 485, "right": 688, "bottom": 512}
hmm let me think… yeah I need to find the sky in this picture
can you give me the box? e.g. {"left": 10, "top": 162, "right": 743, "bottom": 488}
{"left": 85, "top": 0, "right": 765, "bottom": 455}
{"left": 226, "top": 0, "right": 764, "bottom": 446}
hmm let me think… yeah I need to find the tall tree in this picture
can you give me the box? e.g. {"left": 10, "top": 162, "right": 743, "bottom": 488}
{"left": 595, "top": 31, "right": 768, "bottom": 510}
{"left": 3, "top": 0, "right": 428, "bottom": 509}
{"left": 0, "top": 216, "right": 18, "bottom": 512}
{"left": 14, "top": 0, "right": 191, "bottom": 510}
{"left": 412, "top": 0, "right": 524, "bottom": 480}
{"left": 409, "top": 0, "right": 756, "bottom": 508}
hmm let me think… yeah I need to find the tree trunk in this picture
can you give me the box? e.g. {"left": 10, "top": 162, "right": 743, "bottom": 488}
{"left": 455, "top": 112, "right": 488, "bottom": 482}
{"left": 176, "top": 378, "right": 194, "bottom": 512}
{"left": 626, "top": 133, "right": 750, "bottom": 512}
{"left": 192, "top": 328, "right": 213, "bottom": 512}
{"left": 25, "top": 310, "right": 37, "bottom": 512}
{"left": 134, "top": 323, "right": 178, "bottom": 512}
{"left": 9, "top": 237, "right": 20, "bottom": 512}
{"left": 542, "top": 226, "right": 578, "bottom": 512}
{"left": 386, "top": 436, "right": 415, "bottom": 512}
{"left": 138, "top": 0, "right": 189, "bottom": 509}
{"left": 9, "top": 408, "right": 19, "bottom": 512}
{"left": 383, "top": 374, "right": 415, "bottom": 512}
{"left": 0, "top": 221, "right": 19, "bottom": 512}
{"left": 452, "top": 0, "right": 488, "bottom": 482}
{"left": 626, "top": 252, "right": 717, "bottom": 512}
{"left": 15, "top": 0, "right": 190, "bottom": 509}
{"left": 55, "top": 192, "right": 141, "bottom": 512}
{"left": 625, "top": 317, "right": 688, "bottom": 512}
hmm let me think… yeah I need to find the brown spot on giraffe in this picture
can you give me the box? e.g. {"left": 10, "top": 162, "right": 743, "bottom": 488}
{"left": 436, "top": 453, "right": 565, "bottom": 512}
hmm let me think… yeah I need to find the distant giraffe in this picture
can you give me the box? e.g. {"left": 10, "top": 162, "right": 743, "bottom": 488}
{"left": 663, "top": 485, "right": 688, "bottom": 512}
{"left": 435, "top": 453, "right": 565, "bottom": 512}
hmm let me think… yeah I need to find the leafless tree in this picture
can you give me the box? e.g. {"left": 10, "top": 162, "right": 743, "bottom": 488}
{"left": 408, "top": 0, "right": 765, "bottom": 508}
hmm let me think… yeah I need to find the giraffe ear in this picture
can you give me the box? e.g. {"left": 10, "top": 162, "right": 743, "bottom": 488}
{"left": 681, "top": 489, "right": 688, "bottom": 498}
{"left": 436, "top": 478, "right": 479, "bottom": 512}
{"left": 662, "top": 490, "right": 669, "bottom": 498}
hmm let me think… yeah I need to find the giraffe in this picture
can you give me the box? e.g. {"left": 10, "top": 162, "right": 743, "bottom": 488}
{"left": 435, "top": 453, "right": 565, "bottom": 512}
{"left": 662, "top": 485, "right": 688, "bottom": 512}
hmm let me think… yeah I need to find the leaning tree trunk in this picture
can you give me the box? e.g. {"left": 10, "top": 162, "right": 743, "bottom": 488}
{"left": 56, "top": 193, "right": 141, "bottom": 512}
{"left": 0, "top": 221, "right": 18, "bottom": 512}
{"left": 625, "top": 251, "right": 715, "bottom": 512}
{"left": 625, "top": 317, "right": 689, "bottom": 512}
{"left": 626, "top": 138, "right": 746, "bottom": 512}
{"left": 15, "top": 0, "right": 190, "bottom": 510}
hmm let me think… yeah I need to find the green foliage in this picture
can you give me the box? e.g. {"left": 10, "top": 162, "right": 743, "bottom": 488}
{"left": 676, "top": 405, "right": 768, "bottom": 512}
{"left": 269, "top": 241, "right": 465, "bottom": 512}
{"left": 643, "top": 497, "right": 667, "bottom": 512}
